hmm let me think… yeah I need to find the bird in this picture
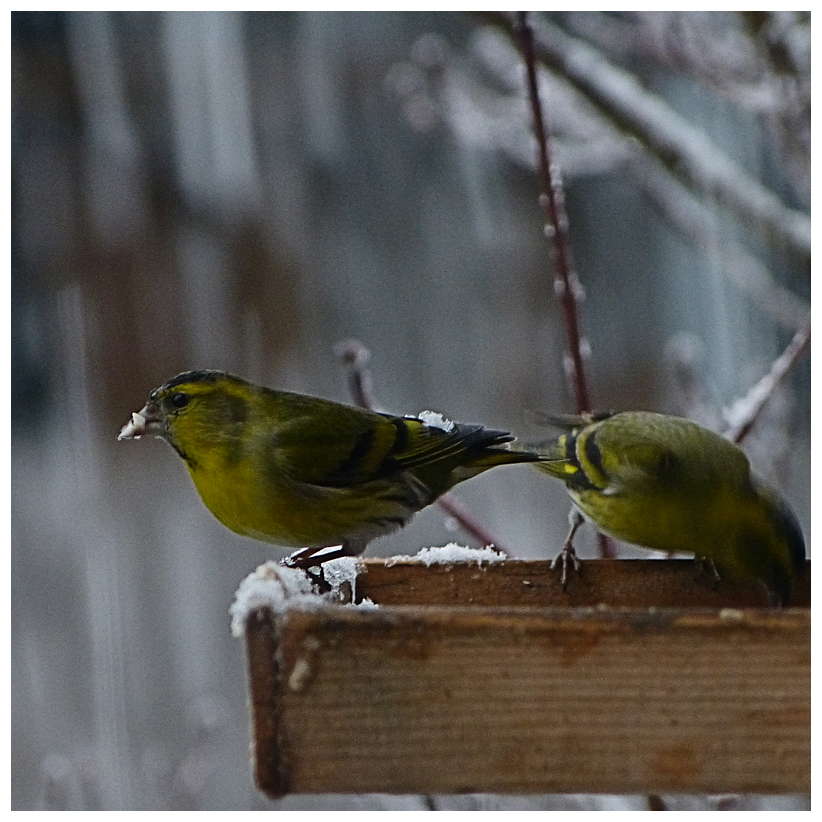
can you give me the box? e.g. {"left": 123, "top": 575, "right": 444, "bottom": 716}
{"left": 118, "top": 370, "right": 543, "bottom": 568}
{"left": 533, "top": 410, "right": 806, "bottom": 605}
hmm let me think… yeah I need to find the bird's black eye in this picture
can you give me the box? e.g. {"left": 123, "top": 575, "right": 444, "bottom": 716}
{"left": 171, "top": 392, "right": 191, "bottom": 409}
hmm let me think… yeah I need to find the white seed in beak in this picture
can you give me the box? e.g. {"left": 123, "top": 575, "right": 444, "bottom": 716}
{"left": 118, "top": 411, "right": 147, "bottom": 441}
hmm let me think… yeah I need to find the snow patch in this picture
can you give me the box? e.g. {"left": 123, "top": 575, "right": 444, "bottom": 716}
{"left": 385, "top": 542, "right": 506, "bottom": 567}
{"left": 418, "top": 410, "right": 455, "bottom": 432}
{"left": 230, "top": 562, "right": 317, "bottom": 637}
{"left": 230, "top": 557, "right": 370, "bottom": 638}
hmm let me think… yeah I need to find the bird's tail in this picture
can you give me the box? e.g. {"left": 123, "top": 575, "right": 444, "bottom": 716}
{"left": 456, "top": 424, "right": 546, "bottom": 470}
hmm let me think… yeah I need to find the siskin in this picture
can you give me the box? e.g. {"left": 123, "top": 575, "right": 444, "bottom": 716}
{"left": 119, "top": 370, "right": 543, "bottom": 568}
{"left": 534, "top": 410, "right": 806, "bottom": 605}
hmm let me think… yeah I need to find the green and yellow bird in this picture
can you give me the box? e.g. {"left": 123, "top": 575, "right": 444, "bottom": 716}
{"left": 119, "top": 370, "right": 543, "bottom": 568}
{"left": 534, "top": 410, "right": 806, "bottom": 605}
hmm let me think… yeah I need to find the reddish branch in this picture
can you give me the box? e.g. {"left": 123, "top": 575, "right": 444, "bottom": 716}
{"left": 515, "top": 11, "right": 592, "bottom": 415}
{"left": 515, "top": 12, "right": 615, "bottom": 560}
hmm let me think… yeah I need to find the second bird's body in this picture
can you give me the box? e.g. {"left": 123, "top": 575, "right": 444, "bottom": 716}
{"left": 535, "top": 411, "right": 806, "bottom": 604}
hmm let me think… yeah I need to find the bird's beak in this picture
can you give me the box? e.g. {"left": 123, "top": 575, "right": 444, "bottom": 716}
{"left": 118, "top": 403, "right": 164, "bottom": 441}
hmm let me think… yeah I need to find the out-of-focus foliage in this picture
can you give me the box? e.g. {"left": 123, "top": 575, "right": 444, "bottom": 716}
{"left": 11, "top": 11, "right": 809, "bottom": 810}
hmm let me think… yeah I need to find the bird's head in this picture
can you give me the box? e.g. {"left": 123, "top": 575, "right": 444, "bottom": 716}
{"left": 118, "top": 370, "right": 252, "bottom": 466}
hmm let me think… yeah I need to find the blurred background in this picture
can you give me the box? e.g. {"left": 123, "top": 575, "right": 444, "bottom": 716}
{"left": 11, "top": 11, "right": 810, "bottom": 811}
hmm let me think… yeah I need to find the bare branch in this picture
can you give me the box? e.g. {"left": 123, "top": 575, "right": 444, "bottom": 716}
{"left": 480, "top": 11, "right": 811, "bottom": 257}
{"left": 333, "top": 338, "right": 379, "bottom": 411}
{"left": 723, "top": 316, "right": 811, "bottom": 444}
{"left": 515, "top": 13, "right": 615, "bottom": 561}
{"left": 398, "top": 26, "right": 808, "bottom": 332}
{"left": 514, "top": 11, "right": 592, "bottom": 415}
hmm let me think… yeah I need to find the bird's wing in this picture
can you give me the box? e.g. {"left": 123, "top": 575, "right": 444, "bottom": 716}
{"left": 266, "top": 403, "right": 520, "bottom": 490}
{"left": 586, "top": 414, "right": 687, "bottom": 490}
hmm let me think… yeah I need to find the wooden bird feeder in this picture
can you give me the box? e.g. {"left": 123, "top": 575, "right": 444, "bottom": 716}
{"left": 233, "top": 549, "right": 810, "bottom": 798}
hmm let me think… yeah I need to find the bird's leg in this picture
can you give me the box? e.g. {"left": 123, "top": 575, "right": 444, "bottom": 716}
{"left": 279, "top": 549, "right": 326, "bottom": 591}
{"left": 693, "top": 555, "right": 721, "bottom": 590}
{"left": 551, "top": 508, "right": 584, "bottom": 590}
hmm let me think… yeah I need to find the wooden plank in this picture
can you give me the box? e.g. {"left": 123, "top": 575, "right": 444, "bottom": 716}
{"left": 240, "top": 559, "right": 810, "bottom": 798}
{"left": 353, "top": 558, "right": 811, "bottom": 609}
{"left": 247, "top": 605, "right": 809, "bottom": 797}
{"left": 246, "top": 608, "right": 288, "bottom": 797}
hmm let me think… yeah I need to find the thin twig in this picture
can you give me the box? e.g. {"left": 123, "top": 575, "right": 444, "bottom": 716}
{"left": 723, "top": 317, "right": 811, "bottom": 444}
{"left": 433, "top": 494, "right": 512, "bottom": 556}
{"left": 515, "top": 12, "right": 615, "bottom": 561}
{"left": 334, "top": 339, "right": 512, "bottom": 556}
{"left": 515, "top": 11, "right": 592, "bottom": 415}
{"left": 333, "top": 339, "right": 379, "bottom": 410}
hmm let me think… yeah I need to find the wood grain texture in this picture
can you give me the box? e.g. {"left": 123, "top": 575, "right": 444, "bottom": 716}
{"left": 353, "top": 558, "right": 811, "bottom": 609}
{"left": 242, "top": 559, "right": 810, "bottom": 797}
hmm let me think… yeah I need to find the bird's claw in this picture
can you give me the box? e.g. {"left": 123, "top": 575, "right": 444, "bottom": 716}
{"left": 694, "top": 556, "right": 721, "bottom": 590}
{"left": 550, "top": 545, "right": 581, "bottom": 591}
{"left": 550, "top": 507, "right": 584, "bottom": 591}
{"left": 280, "top": 553, "right": 333, "bottom": 593}
{"left": 281, "top": 552, "right": 306, "bottom": 569}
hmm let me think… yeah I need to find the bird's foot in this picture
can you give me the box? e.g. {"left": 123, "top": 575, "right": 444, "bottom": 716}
{"left": 550, "top": 544, "right": 582, "bottom": 591}
{"left": 280, "top": 551, "right": 335, "bottom": 594}
{"left": 694, "top": 556, "right": 721, "bottom": 590}
{"left": 281, "top": 550, "right": 315, "bottom": 570}
{"left": 550, "top": 508, "right": 585, "bottom": 591}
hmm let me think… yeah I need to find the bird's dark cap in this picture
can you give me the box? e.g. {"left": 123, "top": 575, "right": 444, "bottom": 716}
{"left": 157, "top": 370, "right": 241, "bottom": 393}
